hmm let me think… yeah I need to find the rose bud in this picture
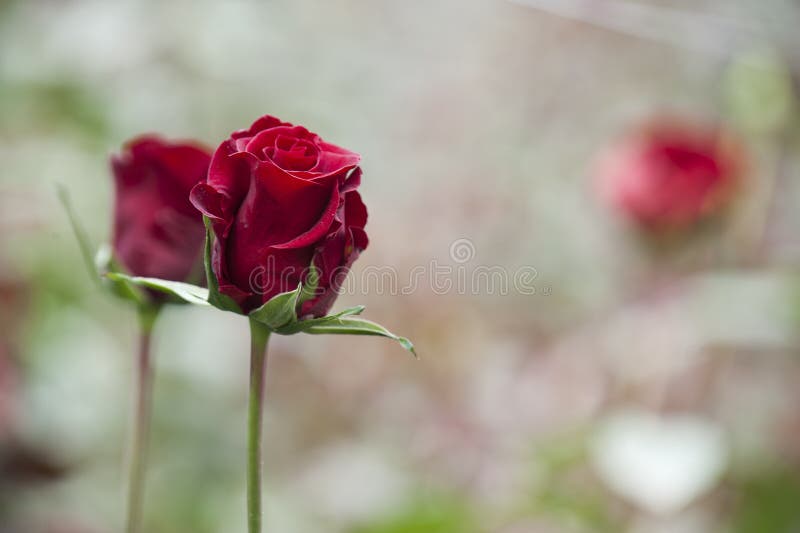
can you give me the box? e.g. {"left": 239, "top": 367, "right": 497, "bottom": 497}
{"left": 190, "top": 115, "right": 368, "bottom": 317}
{"left": 112, "top": 136, "right": 212, "bottom": 283}
{"left": 594, "top": 118, "right": 745, "bottom": 230}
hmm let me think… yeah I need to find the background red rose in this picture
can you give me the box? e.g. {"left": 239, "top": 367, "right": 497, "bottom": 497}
{"left": 190, "top": 115, "right": 368, "bottom": 317}
{"left": 594, "top": 118, "right": 745, "bottom": 230}
{"left": 112, "top": 136, "right": 211, "bottom": 283}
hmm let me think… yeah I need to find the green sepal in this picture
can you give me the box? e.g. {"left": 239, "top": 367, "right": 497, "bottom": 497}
{"left": 249, "top": 284, "right": 303, "bottom": 330}
{"left": 57, "top": 184, "right": 99, "bottom": 286}
{"left": 202, "top": 216, "right": 242, "bottom": 313}
{"left": 105, "top": 273, "right": 210, "bottom": 306}
{"left": 296, "top": 265, "right": 320, "bottom": 309}
{"left": 293, "top": 316, "right": 417, "bottom": 357}
{"left": 276, "top": 305, "right": 365, "bottom": 334}
{"left": 58, "top": 185, "right": 147, "bottom": 306}
{"left": 256, "top": 287, "right": 415, "bottom": 356}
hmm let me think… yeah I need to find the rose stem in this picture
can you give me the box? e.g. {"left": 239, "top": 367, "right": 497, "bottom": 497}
{"left": 247, "top": 318, "right": 271, "bottom": 533}
{"left": 126, "top": 305, "right": 159, "bottom": 533}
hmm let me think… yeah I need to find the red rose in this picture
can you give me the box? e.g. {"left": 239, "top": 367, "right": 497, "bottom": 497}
{"left": 112, "top": 136, "right": 211, "bottom": 283}
{"left": 189, "top": 115, "right": 368, "bottom": 317}
{"left": 594, "top": 119, "right": 744, "bottom": 229}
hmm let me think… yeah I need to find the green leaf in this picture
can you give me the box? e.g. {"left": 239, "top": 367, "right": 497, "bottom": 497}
{"left": 56, "top": 184, "right": 101, "bottom": 286}
{"left": 277, "top": 305, "right": 365, "bottom": 334}
{"left": 249, "top": 284, "right": 302, "bottom": 329}
{"left": 105, "top": 273, "right": 210, "bottom": 306}
{"left": 298, "top": 317, "right": 416, "bottom": 357}
{"left": 202, "top": 216, "right": 242, "bottom": 313}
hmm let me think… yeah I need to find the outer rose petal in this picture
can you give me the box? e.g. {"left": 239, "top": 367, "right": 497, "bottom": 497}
{"left": 190, "top": 183, "right": 227, "bottom": 224}
{"left": 344, "top": 189, "right": 368, "bottom": 229}
{"left": 233, "top": 115, "right": 292, "bottom": 140}
{"left": 205, "top": 140, "right": 252, "bottom": 219}
{"left": 272, "top": 186, "right": 340, "bottom": 250}
{"left": 300, "top": 227, "right": 364, "bottom": 318}
{"left": 300, "top": 182, "right": 369, "bottom": 317}
{"left": 350, "top": 227, "right": 369, "bottom": 251}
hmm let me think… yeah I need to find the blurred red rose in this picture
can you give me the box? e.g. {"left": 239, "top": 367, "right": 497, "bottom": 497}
{"left": 190, "top": 115, "right": 368, "bottom": 317}
{"left": 112, "top": 136, "right": 211, "bottom": 283}
{"left": 594, "top": 118, "right": 745, "bottom": 229}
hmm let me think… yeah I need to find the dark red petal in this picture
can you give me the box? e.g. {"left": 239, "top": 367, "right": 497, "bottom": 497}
{"left": 217, "top": 281, "right": 255, "bottom": 307}
{"left": 300, "top": 228, "right": 361, "bottom": 318}
{"left": 111, "top": 154, "right": 140, "bottom": 187}
{"left": 350, "top": 226, "right": 369, "bottom": 251}
{"left": 245, "top": 125, "right": 314, "bottom": 151}
{"left": 251, "top": 247, "right": 311, "bottom": 307}
{"left": 190, "top": 183, "right": 227, "bottom": 224}
{"left": 153, "top": 144, "right": 213, "bottom": 189}
{"left": 126, "top": 135, "right": 165, "bottom": 159}
{"left": 269, "top": 137, "right": 318, "bottom": 171}
{"left": 313, "top": 141, "right": 361, "bottom": 173}
{"left": 253, "top": 157, "right": 328, "bottom": 202}
{"left": 206, "top": 140, "right": 252, "bottom": 211}
{"left": 225, "top": 159, "right": 335, "bottom": 294}
{"left": 340, "top": 167, "right": 362, "bottom": 192}
{"left": 208, "top": 222, "right": 259, "bottom": 311}
{"left": 234, "top": 137, "right": 251, "bottom": 152}
{"left": 232, "top": 115, "right": 292, "bottom": 140}
{"left": 272, "top": 185, "right": 340, "bottom": 250}
{"left": 344, "top": 190, "right": 368, "bottom": 229}
{"left": 315, "top": 228, "right": 347, "bottom": 286}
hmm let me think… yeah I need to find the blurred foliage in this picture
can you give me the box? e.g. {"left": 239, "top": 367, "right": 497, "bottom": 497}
{"left": 351, "top": 495, "right": 479, "bottom": 533}
{"left": 527, "top": 432, "right": 620, "bottom": 533}
{"left": 724, "top": 47, "right": 796, "bottom": 135}
{"left": 0, "top": 81, "right": 109, "bottom": 141}
{"left": 730, "top": 468, "right": 800, "bottom": 533}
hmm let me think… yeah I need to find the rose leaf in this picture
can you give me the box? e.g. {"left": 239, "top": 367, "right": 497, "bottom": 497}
{"left": 105, "top": 273, "right": 210, "bottom": 306}
{"left": 292, "top": 316, "right": 416, "bottom": 357}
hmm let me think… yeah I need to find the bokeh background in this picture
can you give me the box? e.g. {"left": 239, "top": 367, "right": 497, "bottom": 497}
{"left": 2, "top": 1, "right": 800, "bottom": 532}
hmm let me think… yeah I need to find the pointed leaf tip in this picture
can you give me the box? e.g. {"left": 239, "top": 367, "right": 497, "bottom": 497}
{"left": 295, "top": 316, "right": 417, "bottom": 357}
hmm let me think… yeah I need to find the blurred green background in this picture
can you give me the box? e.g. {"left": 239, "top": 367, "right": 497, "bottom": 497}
{"left": 2, "top": 1, "right": 800, "bottom": 532}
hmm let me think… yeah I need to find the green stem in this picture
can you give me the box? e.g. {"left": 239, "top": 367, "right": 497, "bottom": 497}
{"left": 125, "top": 305, "right": 159, "bottom": 533}
{"left": 247, "top": 318, "right": 271, "bottom": 533}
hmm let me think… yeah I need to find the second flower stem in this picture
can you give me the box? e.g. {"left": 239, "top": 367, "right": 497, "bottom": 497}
{"left": 126, "top": 305, "right": 159, "bottom": 533}
{"left": 247, "top": 318, "right": 271, "bottom": 533}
